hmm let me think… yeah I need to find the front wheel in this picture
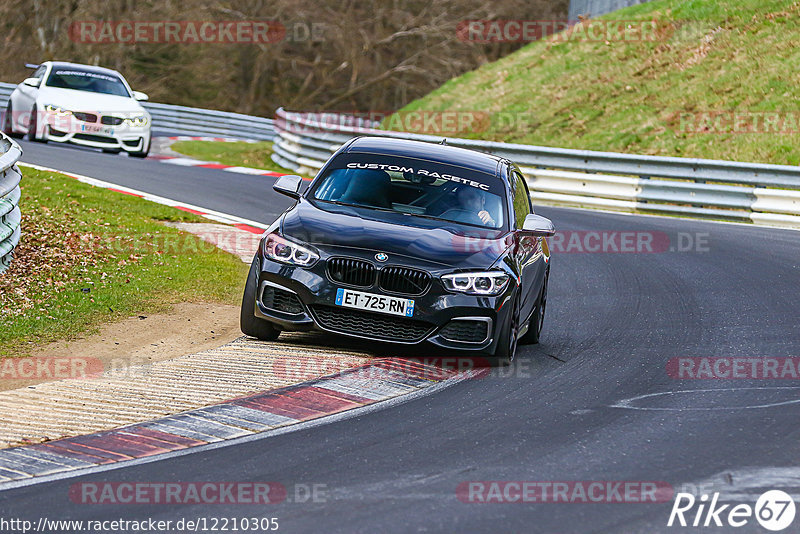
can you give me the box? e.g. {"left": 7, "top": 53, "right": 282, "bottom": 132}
{"left": 240, "top": 255, "right": 280, "bottom": 341}
{"left": 128, "top": 137, "right": 150, "bottom": 158}
{"left": 490, "top": 296, "right": 519, "bottom": 366}
{"left": 3, "top": 103, "right": 23, "bottom": 138}
{"left": 27, "top": 105, "right": 47, "bottom": 143}
{"left": 520, "top": 272, "right": 548, "bottom": 345}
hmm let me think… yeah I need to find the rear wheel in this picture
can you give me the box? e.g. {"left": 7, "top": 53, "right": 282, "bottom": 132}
{"left": 240, "top": 255, "right": 280, "bottom": 341}
{"left": 3, "top": 103, "right": 22, "bottom": 138}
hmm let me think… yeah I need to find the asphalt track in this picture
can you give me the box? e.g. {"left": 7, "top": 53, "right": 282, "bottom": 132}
{"left": 3, "top": 139, "right": 800, "bottom": 533}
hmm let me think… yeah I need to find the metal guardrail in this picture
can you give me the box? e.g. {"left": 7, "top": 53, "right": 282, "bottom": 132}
{"left": 1, "top": 76, "right": 798, "bottom": 229}
{"left": 272, "top": 108, "right": 800, "bottom": 229}
{"left": 0, "top": 133, "right": 23, "bottom": 274}
{"left": 0, "top": 82, "right": 274, "bottom": 141}
{"left": 569, "top": 0, "right": 653, "bottom": 20}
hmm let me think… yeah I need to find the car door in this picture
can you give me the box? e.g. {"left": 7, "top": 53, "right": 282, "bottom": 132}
{"left": 13, "top": 65, "right": 46, "bottom": 129}
{"left": 511, "top": 167, "right": 542, "bottom": 321}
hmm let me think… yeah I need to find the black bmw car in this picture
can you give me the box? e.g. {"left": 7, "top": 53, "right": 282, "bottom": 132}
{"left": 240, "top": 137, "right": 554, "bottom": 364}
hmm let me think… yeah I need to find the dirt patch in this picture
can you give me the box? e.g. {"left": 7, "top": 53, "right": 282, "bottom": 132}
{"left": 0, "top": 302, "right": 240, "bottom": 392}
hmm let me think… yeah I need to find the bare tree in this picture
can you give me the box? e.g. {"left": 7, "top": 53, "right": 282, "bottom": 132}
{"left": 0, "top": 0, "right": 568, "bottom": 115}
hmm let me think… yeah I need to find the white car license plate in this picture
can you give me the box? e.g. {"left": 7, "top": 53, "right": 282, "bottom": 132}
{"left": 335, "top": 288, "right": 414, "bottom": 317}
{"left": 80, "top": 124, "right": 115, "bottom": 135}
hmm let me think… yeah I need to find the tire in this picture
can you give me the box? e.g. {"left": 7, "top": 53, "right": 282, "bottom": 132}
{"left": 3, "top": 103, "right": 22, "bottom": 139}
{"left": 520, "top": 271, "right": 548, "bottom": 345}
{"left": 128, "top": 137, "right": 150, "bottom": 158}
{"left": 240, "top": 256, "right": 280, "bottom": 341}
{"left": 27, "top": 105, "right": 46, "bottom": 143}
{"left": 490, "top": 296, "right": 519, "bottom": 367}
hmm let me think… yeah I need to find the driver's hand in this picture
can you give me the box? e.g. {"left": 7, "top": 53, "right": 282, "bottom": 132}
{"left": 478, "top": 210, "right": 494, "bottom": 225}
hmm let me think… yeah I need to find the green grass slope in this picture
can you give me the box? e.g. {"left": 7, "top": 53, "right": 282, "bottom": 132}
{"left": 398, "top": 0, "right": 800, "bottom": 164}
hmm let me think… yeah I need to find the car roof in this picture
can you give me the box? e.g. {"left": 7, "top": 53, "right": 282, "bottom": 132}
{"left": 344, "top": 136, "right": 506, "bottom": 178}
{"left": 45, "top": 61, "right": 123, "bottom": 77}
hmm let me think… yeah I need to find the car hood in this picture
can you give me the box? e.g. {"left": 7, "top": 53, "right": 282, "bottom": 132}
{"left": 281, "top": 198, "right": 510, "bottom": 269}
{"left": 37, "top": 87, "right": 146, "bottom": 114}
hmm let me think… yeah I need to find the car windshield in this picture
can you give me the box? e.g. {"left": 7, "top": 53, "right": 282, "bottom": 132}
{"left": 45, "top": 69, "right": 131, "bottom": 97}
{"left": 310, "top": 154, "right": 507, "bottom": 229}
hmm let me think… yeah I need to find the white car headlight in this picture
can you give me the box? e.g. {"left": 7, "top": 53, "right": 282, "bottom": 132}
{"left": 44, "top": 104, "right": 72, "bottom": 117}
{"left": 442, "top": 271, "right": 510, "bottom": 296}
{"left": 263, "top": 233, "right": 319, "bottom": 267}
{"left": 124, "top": 114, "right": 148, "bottom": 127}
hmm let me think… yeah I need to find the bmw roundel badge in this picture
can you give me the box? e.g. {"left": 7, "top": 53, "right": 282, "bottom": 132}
{"left": 375, "top": 253, "right": 388, "bottom": 262}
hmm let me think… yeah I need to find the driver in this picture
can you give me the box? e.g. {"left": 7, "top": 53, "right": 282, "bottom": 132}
{"left": 456, "top": 186, "right": 495, "bottom": 226}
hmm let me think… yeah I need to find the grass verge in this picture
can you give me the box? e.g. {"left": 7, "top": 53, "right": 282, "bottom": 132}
{"left": 170, "top": 140, "right": 295, "bottom": 174}
{"left": 0, "top": 167, "right": 249, "bottom": 356}
{"left": 394, "top": 0, "right": 800, "bottom": 165}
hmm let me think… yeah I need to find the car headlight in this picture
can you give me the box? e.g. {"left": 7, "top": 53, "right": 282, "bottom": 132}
{"left": 442, "top": 271, "right": 510, "bottom": 296}
{"left": 124, "top": 114, "right": 148, "bottom": 127}
{"left": 263, "top": 233, "right": 319, "bottom": 267}
{"left": 44, "top": 104, "right": 72, "bottom": 117}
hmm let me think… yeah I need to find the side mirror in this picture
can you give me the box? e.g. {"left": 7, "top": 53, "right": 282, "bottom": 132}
{"left": 22, "top": 77, "right": 40, "bottom": 88}
{"left": 273, "top": 175, "right": 303, "bottom": 199}
{"left": 521, "top": 214, "right": 555, "bottom": 236}
{"left": 133, "top": 91, "right": 149, "bottom": 101}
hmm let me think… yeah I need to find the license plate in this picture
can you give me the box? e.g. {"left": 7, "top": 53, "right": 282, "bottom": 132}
{"left": 80, "top": 125, "right": 114, "bottom": 135}
{"left": 335, "top": 288, "right": 414, "bottom": 317}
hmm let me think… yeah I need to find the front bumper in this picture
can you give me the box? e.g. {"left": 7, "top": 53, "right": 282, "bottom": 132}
{"left": 44, "top": 114, "right": 150, "bottom": 152}
{"left": 253, "top": 252, "right": 515, "bottom": 354}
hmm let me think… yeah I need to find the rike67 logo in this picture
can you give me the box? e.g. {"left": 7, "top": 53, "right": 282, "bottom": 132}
{"left": 668, "top": 490, "right": 796, "bottom": 531}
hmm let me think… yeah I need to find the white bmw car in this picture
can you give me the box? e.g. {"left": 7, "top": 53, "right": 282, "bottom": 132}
{"left": 3, "top": 61, "right": 151, "bottom": 157}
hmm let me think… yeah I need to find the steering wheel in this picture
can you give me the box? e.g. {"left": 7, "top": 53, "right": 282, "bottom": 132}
{"left": 442, "top": 208, "right": 484, "bottom": 226}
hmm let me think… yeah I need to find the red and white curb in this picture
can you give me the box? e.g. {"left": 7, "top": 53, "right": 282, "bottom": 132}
{"left": 151, "top": 136, "right": 291, "bottom": 179}
{"left": 148, "top": 154, "right": 288, "bottom": 178}
{"left": 19, "top": 162, "right": 268, "bottom": 235}
{"left": 0, "top": 359, "right": 485, "bottom": 488}
{"left": 164, "top": 136, "right": 259, "bottom": 143}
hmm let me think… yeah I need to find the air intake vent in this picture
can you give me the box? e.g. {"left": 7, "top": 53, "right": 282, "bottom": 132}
{"left": 439, "top": 319, "right": 489, "bottom": 343}
{"left": 261, "top": 285, "right": 304, "bottom": 315}
{"left": 101, "top": 115, "right": 124, "bottom": 125}
{"left": 72, "top": 133, "right": 115, "bottom": 144}
{"left": 327, "top": 257, "right": 375, "bottom": 288}
{"left": 311, "top": 306, "right": 432, "bottom": 342}
{"left": 73, "top": 112, "right": 97, "bottom": 123}
{"left": 379, "top": 266, "right": 431, "bottom": 295}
